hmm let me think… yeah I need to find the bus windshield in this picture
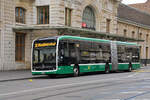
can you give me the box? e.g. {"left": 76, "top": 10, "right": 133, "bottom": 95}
{"left": 33, "top": 47, "right": 56, "bottom": 65}
{"left": 32, "top": 39, "right": 57, "bottom": 70}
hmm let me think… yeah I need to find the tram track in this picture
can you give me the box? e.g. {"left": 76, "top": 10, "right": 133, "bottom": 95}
{"left": 0, "top": 69, "right": 141, "bottom": 83}
{"left": 0, "top": 71, "right": 147, "bottom": 100}
{"left": 32, "top": 78, "right": 149, "bottom": 100}
{"left": 2, "top": 75, "right": 149, "bottom": 100}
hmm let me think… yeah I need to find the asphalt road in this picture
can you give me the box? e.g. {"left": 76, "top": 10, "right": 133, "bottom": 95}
{"left": 0, "top": 67, "right": 150, "bottom": 100}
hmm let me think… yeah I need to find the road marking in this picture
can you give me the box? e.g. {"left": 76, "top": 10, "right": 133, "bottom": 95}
{"left": 123, "top": 90, "right": 150, "bottom": 100}
{"left": 121, "top": 91, "right": 144, "bottom": 94}
{"left": 127, "top": 73, "right": 138, "bottom": 78}
{"left": 132, "top": 70, "right": 150, "bottom": 73}
{"left": 29, "top": 79, "right": 33, "bottom": 82}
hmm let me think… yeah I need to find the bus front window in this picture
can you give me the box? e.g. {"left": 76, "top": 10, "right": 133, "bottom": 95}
{"left": 33, "top": 47, "right": 56, "bottom": 70}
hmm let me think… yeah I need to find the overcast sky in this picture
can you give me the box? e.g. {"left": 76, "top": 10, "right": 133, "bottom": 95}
{"left": 122, "top": 0, "right": 147, "bottom": 4}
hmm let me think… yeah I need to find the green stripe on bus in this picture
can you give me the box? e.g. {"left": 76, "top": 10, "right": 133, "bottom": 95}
{"left": 132, "top": 63, "right": 141, "bottom": 70}
{"left": 79, "top": 64, "right": 106, "bottom": 72}
{"left": 56, "top": 66, "right": 74, "bottom": 74}
{"left": 32, "top": 63, "right": 140, "bottom": 75}
{"left": 118, "top": 63, "right": 140, "bottom": 71}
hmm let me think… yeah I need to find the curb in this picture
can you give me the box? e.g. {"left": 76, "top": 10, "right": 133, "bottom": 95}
{"left": 0, "top": 76, "right": 47, "bottom": 82}
{"left": 0, "top": 77, "right": 33, "bottom": 82}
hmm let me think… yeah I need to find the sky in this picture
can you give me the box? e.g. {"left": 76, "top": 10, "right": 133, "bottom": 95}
{"left": 122, "top": 0, "right": 147, "bottom": 4}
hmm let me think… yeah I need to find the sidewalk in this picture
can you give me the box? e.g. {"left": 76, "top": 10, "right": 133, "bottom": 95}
{"left": 0, "top": 70, "right": 45, "bottom": 82}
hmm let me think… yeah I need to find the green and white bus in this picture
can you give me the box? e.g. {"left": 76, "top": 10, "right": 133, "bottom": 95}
{"left": 32, "top": 35, "right": 140, "bottom": 76}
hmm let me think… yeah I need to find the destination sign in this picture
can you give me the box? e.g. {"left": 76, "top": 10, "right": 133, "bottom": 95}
{"left": 34, "top": 42, "right": 56, "bottom": 47}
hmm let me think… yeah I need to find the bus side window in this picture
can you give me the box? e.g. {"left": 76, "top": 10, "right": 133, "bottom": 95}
{"left": 68, "top": 43, "right": 78, "bottom": 64}
{"left": 100, "top": 43, "right": 111, "bottom": 63}
{"left": 69, "top": 43, "right": 76, "bottom": 58}
{"left": 117, "top": 45, "right": 130, "bottom": 63}
{"left": 131, "top": 47, "right": 140, "bottom": 62}
{"left": 80, "top": 41, "right": 91, "bottom": 64}
{"left": 125, "top": 47, "right": 132, "bottom": 62}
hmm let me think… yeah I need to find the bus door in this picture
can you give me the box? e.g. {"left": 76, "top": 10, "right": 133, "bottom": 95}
{"left": 111, "top": 41, "right": 118, "bottom": 71}
{"left": 58, "top": 41, "right": 79, "bottom": 65}
{"left": 58, "top": 41, "right": 70, "bottom": 65}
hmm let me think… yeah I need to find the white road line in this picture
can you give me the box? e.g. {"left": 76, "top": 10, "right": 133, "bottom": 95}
{"left": 121, "top": 91, "right": 144, "bottom": 94}
{"left": 127, "top": 73, "right": 138, "bottom": 78}
{"left": 0, "top": 73, "right": 138, "bottom": 97}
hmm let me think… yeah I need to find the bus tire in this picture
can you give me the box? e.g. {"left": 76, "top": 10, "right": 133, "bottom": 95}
{"left": 73, "top": 65, "right": 80, "bottom": 77}
{"left": 128, "top": 63, "right": 132, "bottom": 72}
{"left": 105, "top": 63, "right": 110, "bottom": 74}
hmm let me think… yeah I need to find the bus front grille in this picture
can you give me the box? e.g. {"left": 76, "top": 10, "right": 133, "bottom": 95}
{"left": 33, "top": 66, "right": 56, "bottom": 71}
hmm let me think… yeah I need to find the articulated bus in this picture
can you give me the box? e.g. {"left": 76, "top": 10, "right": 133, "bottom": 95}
{"left": 32, "top": 36, "right": 140, "bottom": 77}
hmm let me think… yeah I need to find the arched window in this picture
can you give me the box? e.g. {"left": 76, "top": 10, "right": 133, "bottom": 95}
{"left": 82, "top": 6, "right": 96, "bottom": 30}
{"left": 15, "top": 7, "right": 26, "bottom": 24}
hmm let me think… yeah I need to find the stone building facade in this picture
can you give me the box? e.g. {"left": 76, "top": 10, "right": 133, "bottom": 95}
{"left": 117, "top": 3, "right": 150, "bottom": 64}
{"left": 1, "top": 0, "right": 150, "bottom": 70}
{"left": 0, "top": 0, "right": 122, "bottom": 70}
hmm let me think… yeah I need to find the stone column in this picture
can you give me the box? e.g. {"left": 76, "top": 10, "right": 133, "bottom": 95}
{"left": 0, "top": 0, "right": 5, "bottom": 70}
{"left": 50, "top": 0, "right": 65, "bottom": 26}
{"left": 2, "top": 0, "right": 16, "bottom": 70}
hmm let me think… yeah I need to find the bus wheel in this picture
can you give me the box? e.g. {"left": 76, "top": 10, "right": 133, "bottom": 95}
{"left": 73, "top": 66, "right": 79, "bottom": 77}
{"left": 105, "top": 64, "right": 110, "bottom": 74}
{"left": 128, "top": 63, "right": 132, "bottom": 72}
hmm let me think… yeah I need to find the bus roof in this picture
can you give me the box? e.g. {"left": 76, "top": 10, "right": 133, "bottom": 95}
{"left": 59, "top": 35, "right": 110, "bottom": 43}
{"left": 59, "top": 35, "right": 139, "bottom": 46}
{"left": 34, "top": 35, "right": 139, "bottom": 46}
